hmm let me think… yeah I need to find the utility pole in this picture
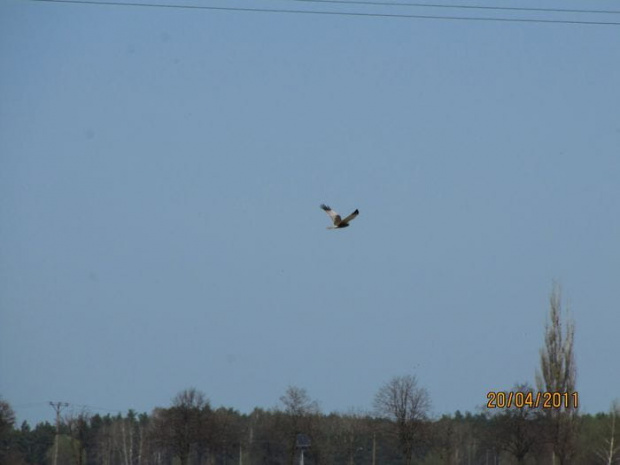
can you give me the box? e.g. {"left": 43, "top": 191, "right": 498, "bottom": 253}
{"left": 50, "top": 401, "right": 69, "bottom": 465}
{"left": 371, "top": 432, "right": 376, "bottom": 465}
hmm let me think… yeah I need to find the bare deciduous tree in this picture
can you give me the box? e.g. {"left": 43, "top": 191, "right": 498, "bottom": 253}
{"left": 152, "top": 388, "right": 210, "bottom": 465}
{"left": 280, "top": 386, "right": 320, "bottom": 418}
{"left": 120, "top": 411, "right": 135, "bottom": 465}
{"left": 491, "top": 383, "right": 542, "bottom": 464}
{"left": 374, "top": 375, "right": 431, "bottom": 465}
{"left": 536, "top": 284, "right": 578, "bottom": 465}
{"left": 279, "top": 386, "right": 320, "bottom": 465}
{"left": 596, "top": 400, "right": 620, "bottom": 465}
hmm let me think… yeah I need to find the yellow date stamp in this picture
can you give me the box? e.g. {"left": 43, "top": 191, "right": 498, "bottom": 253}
{"left": 486, "top": 391, "right": 579, "bottom": 409}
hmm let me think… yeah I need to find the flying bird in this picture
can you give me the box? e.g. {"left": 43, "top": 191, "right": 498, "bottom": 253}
{"left": 320, "top": 204, "right": 359, "bottom": 229}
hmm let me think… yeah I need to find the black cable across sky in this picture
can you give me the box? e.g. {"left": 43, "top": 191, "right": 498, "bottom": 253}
{"left": 27, "top": 0, "right": 620, "bottom": 26}
{"left": 276, "top": 0, "right": 620, "bottom": 16}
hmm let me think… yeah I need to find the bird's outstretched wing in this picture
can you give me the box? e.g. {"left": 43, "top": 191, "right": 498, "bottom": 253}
{"left": 341, "top": 209, "right": 359, "bottom": 225}
{"left": 320, "top": 204, "right": 341, "bottom": 226}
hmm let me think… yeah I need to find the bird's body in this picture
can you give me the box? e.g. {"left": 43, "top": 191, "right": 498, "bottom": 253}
{"left": 320, "top": 204, "right": 359, "bottom": 229}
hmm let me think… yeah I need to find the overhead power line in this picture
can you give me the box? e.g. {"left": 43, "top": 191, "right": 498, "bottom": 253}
{"left": 277, "top": 0, "right": 620, "bottom": 16}
{"left": 27, "top": 0, "right": 620, "bottom": 26}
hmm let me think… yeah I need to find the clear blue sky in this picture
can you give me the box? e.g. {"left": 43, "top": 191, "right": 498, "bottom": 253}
{"left": 1, "top": 0, "right": 619, "bottom": 427}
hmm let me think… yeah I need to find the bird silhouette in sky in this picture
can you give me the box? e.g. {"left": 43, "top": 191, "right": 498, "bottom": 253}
{"left": 320, "top": 204, "right": 359, "bottom": 229}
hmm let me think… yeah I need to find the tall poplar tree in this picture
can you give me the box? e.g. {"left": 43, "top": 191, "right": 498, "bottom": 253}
{"left": 536, "top": 284, "right": 578, "bottom": 465}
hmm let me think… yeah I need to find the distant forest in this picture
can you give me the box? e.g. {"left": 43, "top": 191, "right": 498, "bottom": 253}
{"left": 0, "top": 389, "right": 618, "bottom": 465}
{"left": 2, "top": 287, "right": 618, "bottom": 465}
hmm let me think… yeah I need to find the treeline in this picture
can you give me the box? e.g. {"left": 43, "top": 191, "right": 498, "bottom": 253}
{"left": 2, "top": 287, "right": 618, "bottom": 464}
{"left": 1, "top": 387, "right": 619, "bottom": 465}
